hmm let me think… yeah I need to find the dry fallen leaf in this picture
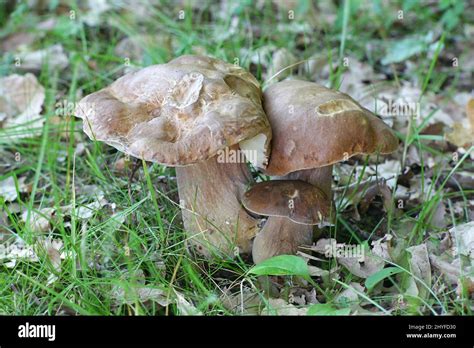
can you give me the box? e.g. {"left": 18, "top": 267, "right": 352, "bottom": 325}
{"left": 311, "top": 238, "right": 385, "bottom": 278}
{"left": 429, "top": 222, "right": 474, "bottom": 297}
{"left": 335, "top": 282, "right": 366, "bottom": 311}
{"left": 0, "top": 211, "right": 11, "bottom": 242}
{"left": 111, "top": 285, "right": 171, "bottom": 307}
{"left": 0, "top": 236, "right": 63, "bottom": 271}
{"left": 445, "top": 123, "right": 474, "bottom": 148}
{"left": 368, "top": 160, "right": 401, "bottom": 188}
{"left": 220, "top": 286, "right": 262, "bottom": 315}
{"left": 445, "top": 98, "right": 474, "bottom": 148}
{"left": 0, "top": 176, "right": 29, "bottom": 202}
{"left": 0, "top": 238, "right": 38, "bottom": 268}
{"left": 0, "top": 73, "right": 45, "bottom": 138}
{"left": 429, "top": 201, "right": 448, "bottom": 230}
{"left": 1, "top": 32, "right": 36, "bottom": 52}
{"left": 405, "top": 243, "right": 431, "bottom": 298}
{"left": 261, "top": 298, "right": 308, "bottom": 316}
{"left": 289, "top": 287, "right": 317, "bottom": 306}
{"left": 360, "top": 82, "right": 469, "bottom": 140}
{"left": 429, "top": 254, "right": 459, "bottom": 284}
{"left": 174, "top": 290, "right": 202, "bottom": 315}
{"left": 42, "top": 238, "right": 62, "bottom": 271}
{"left": 61, "top": 195, "right": 108, "bottom": 220}
{"left": 21, "top": 208, "right": 55, "bottom": 233}
{"left": 111, "top": 273, "right": 199, "bottom": 314}
{"left": 337, "top": 253, "right": 385, "bottom": 279}
{"left": 371, "top": 234, "right": 393, "bottom": 261}
{"left": 450, "top": 221, "right": 474, "bottom": 258}
{"left": 38, "top": 237, "right": 63, "bottom": 285}
{"left": 18, "top": 44, "right": 69, "bottom": 71}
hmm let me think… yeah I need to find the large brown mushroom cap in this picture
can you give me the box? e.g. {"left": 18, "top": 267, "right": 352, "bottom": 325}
{"left": 263, "top": 80, "right": 399, "bottom": 176}
{"left": 242, "top": 180, "right": 331, "bottom": 225}
{"left": 75, "top": 55, "right": 271, "bottom": 168}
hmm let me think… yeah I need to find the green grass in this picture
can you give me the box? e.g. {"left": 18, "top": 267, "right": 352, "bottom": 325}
{"left": 0, "top": 0, "right": 473, "bottom": 315}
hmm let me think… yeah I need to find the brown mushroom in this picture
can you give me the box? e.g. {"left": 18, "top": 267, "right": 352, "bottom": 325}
{"left": 251, "top": 80, "right": 399, "bottom": 262}
{"left": 242, "top": 180, "right": 331, "bottom": 263}
{"left": 264, "top": 80, "right": 399, "bottom": 195}
{"left": 243, "top": 180, "right": 330, "bottom": 224}
{"left": 75, "top": 55, "right": 272, "bottom": 257}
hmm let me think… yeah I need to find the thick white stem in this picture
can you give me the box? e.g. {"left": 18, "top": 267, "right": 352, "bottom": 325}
{"left": 252, "top": 217, "right": 313, "bottom": 264}
{"left": 176, "top": 146, "right": 259, "bottom": 257}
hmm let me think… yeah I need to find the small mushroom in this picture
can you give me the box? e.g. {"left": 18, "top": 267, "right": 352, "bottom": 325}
{"left": 75, "top": 55, "right": 272, "bottom": 257}
{"left": 242, "top": 180, "right": 331, "bottom": 264}
{"left": 251, "top": 80, "right": 399, "bottom": 262}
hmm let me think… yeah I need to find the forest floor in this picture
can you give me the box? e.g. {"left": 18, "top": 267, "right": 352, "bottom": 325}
{"left": 0, "top": 0, "right": 473, "bottom": 315}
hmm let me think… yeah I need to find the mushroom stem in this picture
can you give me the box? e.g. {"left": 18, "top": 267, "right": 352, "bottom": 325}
{"left": 176, "top": 145, "right": 259, "bottom": 257}
{"left": 252, "top": 217, "right": 313, "bottom": 264}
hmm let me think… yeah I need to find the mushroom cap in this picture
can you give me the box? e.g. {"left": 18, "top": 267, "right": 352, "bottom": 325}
{"left": 242, "top": 180, "right": 331, "bottom": 225}
{"left": 263, "top": 80, "right": 399, "bottom": 176}
{"left": 75, "top": 55, "right": 272, "bottom": 168}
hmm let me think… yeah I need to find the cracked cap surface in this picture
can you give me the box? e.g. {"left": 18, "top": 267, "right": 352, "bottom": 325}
{"left": 75, "top": 55, "right": 271, "bottom": 167}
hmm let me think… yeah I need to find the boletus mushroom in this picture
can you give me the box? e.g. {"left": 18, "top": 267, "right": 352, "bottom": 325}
{"left": 250, "top": 79, "right": 399, "bottom": 262}
{"left": 242, "top": 180, "right": 331, "bottom": 264}
{"left": 75, "top": 55, "right": 272, "bottom": 257}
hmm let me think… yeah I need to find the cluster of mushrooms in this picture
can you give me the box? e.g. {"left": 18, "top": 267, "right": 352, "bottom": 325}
{"left": 75, "top": 55, "right": 398, "bottom": 264}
